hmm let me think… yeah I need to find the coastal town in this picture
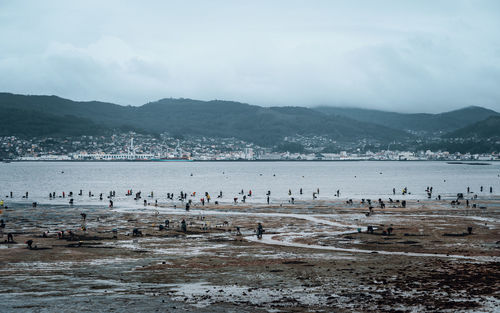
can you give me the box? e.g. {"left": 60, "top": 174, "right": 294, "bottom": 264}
{"left": 1, "top": 132, "right": 498, "bottom": 161}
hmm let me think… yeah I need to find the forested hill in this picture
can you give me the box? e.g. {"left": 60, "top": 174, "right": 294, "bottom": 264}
{"left": 314, "top": 106, "right": 499, "bottom": 134}
{"left": 0, "top": 93, "right": 407, "bottom": 145}
{"left": 1, "top": 92, "right": 498, "bottom": 145}
{"left": 0, "top": 107, "right": 108, "bottom": 137}
{"left": 444, "top": 116, "right": 500, "bottom": 139}
{"left": 134, "top": 98, "right": 408, "bottom": 145}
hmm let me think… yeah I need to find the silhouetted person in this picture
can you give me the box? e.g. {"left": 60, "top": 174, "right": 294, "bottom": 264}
{"left": 256, "top": 223, "right": 264, "bottom": 239}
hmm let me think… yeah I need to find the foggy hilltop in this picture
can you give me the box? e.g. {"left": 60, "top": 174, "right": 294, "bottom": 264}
{"left": 1, "top": 92, "right": 499, "bottom": 147}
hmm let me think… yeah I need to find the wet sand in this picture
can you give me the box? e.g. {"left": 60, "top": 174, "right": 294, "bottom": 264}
{"left": 0, "top": 198, "right": 499, "bottom": 312}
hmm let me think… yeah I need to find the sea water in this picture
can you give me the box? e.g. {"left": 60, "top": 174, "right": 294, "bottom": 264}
{"left": 0, "top": 161, "right": 499, "bottom": 205}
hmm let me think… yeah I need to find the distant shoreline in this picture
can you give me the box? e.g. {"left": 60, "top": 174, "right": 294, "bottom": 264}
{"left": 3, "top": 159, "right": 498, "bottom": 163}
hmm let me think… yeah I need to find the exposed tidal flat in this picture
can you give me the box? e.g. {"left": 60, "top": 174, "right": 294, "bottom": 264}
{"left": 0, "top": 161, "right": 499, "bottom": 312}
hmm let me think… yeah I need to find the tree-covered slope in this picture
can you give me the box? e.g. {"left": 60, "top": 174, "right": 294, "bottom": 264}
{"left": 0, "top": 93, "right": 409, "bottom": 145}
{"left": 444, "top": 116, "right": 500, "bottom": 139}
{"left": 0, "top": 108, "right": 108, "bottom": 137}
{"left": 315, "top": 106, "right": 499, "bottom": 134}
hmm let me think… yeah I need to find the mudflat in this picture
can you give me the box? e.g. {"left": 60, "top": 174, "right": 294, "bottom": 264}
{"left": 0, "top": 199, "right": 499, "bottom": 312}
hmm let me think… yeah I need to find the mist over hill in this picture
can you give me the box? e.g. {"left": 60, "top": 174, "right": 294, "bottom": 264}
{"left": 314, "top": 106, "right": 499, "bottom": 134}
{"left": 0, "top": 93, "right": 406, "bottom": 145}
{"left": 0, "top": 93, "right": 498, "bottom": 147}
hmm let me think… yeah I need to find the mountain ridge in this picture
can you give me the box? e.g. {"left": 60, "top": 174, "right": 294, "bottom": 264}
{"left": 314, "top": 105, "right": 499, "bottom": 134}
{"left": 0, "top": 92, "right": 498, "bottom": 145}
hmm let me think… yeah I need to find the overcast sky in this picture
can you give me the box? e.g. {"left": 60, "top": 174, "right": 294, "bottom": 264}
{"left": 1, "top": 1, "right": 499, "bottom": 112}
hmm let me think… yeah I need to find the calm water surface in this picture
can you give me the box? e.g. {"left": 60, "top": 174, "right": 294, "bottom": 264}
{"left": 1, "top": 161, "right": 499, "bottom": 205}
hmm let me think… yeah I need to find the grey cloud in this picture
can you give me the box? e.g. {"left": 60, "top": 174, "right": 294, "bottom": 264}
{"left": 0, "top": 0, "right": 499, "bottom": 112}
